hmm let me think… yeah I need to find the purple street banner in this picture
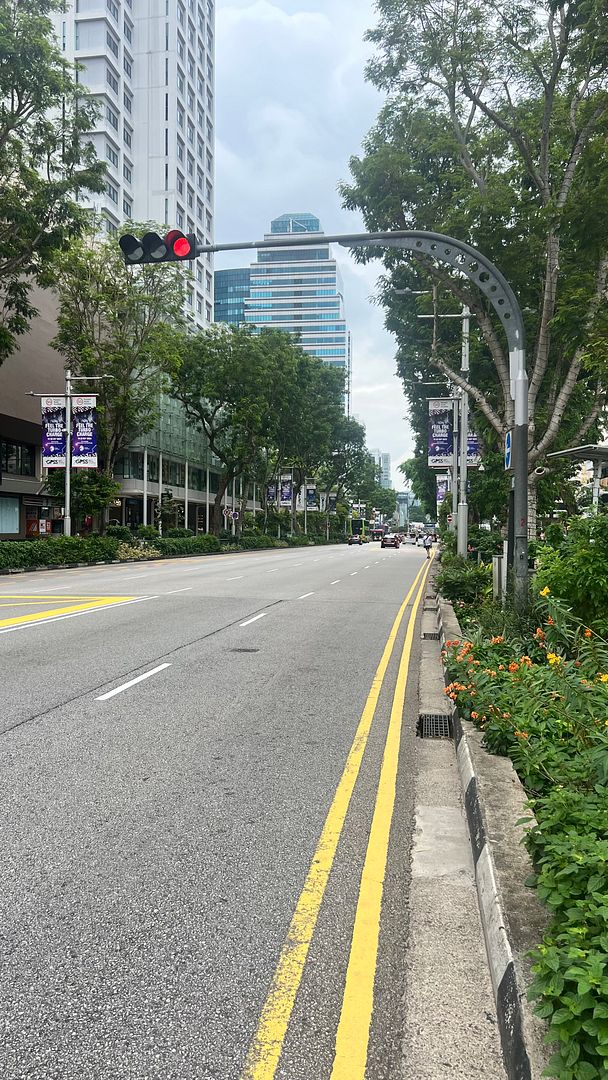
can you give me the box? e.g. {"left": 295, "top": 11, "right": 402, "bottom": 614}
{"left": 306, "top": 483, "right": 317, "bottom": 509}
{"left": 279, "top": 474, "right": 292, "bottom": 507}
{"left": 266, "top": 481, "right": 277, "bottom": 504}
{"left": 71, "top": 395, "right": 98, "bottom": 468}
{"left": 467, "top": 428, "right": 481, "bottom": 467}
{"left": 436, "top": 475, "right": 448, "bottom": 508}
{"left": 428, "top": 399, "right": 453, "bottom": 468}
{"left": 41, "top": 396, "right": 67, "bottom": 468}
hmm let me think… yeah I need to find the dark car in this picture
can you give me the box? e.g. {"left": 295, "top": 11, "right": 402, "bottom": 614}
{"left": 381, "top": 533, "right": 400, "bottom": 549}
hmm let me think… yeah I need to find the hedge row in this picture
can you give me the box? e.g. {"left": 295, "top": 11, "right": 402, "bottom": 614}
{"left": 0, "top": 536, "right": 120, "bottom": 569}
{"left": 151, "top": 534, "right": 221, "bottom": 556}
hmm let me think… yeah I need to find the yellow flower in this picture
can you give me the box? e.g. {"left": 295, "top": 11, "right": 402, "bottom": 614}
{"left": 539, "top": 586, "right": 551, "bottom": 597}
{"left": 598, "top": 673, "right": 608, "bottom": 684}
{"left": 547, "top": 653, "right": 562, "bottom": 666}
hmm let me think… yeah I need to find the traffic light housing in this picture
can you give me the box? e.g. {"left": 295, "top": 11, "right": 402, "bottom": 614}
{"left": 119, "top": 230, "right": 198, "bottom": 265}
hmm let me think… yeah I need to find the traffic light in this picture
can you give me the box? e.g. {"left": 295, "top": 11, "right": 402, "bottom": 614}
{"left": 119, "top": 229, "right": 198, "bottom": 265}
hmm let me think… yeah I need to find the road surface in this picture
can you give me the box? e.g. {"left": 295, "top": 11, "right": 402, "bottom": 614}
{"left": 0, "top": 542, "right": 503, "bottom": 1079}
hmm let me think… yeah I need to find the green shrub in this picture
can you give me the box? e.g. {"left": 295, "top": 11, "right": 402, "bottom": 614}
{"left": 137, "top": 524, "right": 160, "bottom": 541}
{"left": 106, "top": 524, "right": 133, "bottom": 543}
{"left": 535, "top": 514, "right": 608, "bottom": 630}
{"left": 0, "top": 536, "right": 120, "bottom": 569}
{"left": 284, "top": 535, "right": 312, "bottom": 547}
{"left": 237, "top": 534, "right": 276, "bottom": 550}
{"left": 116, "top": 542, "right": 155, "bottom": 561}
{"left": 164, "top": 527, "right": 194, "bottom": 538}
{"left": 153, "top": 534, "right": 221, "bottom": 556}
{"left": 435, "top": 556, "right": 491, "bottom": 604}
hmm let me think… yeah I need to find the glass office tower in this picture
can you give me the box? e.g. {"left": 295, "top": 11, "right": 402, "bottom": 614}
{"left": 214, "top": 268, "right": 251, "bottom": 325}
{"left": 243, "top": 214, "right": 352, "bottom": 411}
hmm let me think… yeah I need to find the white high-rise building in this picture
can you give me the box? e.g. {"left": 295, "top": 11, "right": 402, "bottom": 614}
{"left": 54, "top": 0, "right": 215, "bottom": 326}
{"left": 370, "top": 449, "right": 392, "bottom": 489}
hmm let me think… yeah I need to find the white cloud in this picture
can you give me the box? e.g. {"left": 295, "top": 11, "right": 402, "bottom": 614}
{"left": 214, "top": 0, "right": 415, "bottom": 486}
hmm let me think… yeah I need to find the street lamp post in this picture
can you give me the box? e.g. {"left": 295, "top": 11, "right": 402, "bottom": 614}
{"left": 457, "top": 308, "right": 470, "bottom": 558}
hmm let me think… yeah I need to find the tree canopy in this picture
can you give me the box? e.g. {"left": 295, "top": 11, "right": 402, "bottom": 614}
{"left": 0, "top": 0, "right": 105, "bottom": 363}
{"left": 341, "top": 0, "right": 608, "bottom": 531}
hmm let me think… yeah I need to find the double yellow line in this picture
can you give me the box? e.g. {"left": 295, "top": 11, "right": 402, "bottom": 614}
{"left": 242, "top": 558, "right": 432, "bottom": 1080}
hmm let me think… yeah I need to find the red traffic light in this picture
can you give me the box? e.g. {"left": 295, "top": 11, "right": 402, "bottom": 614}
{"left": 119, "top": 229, "right": 198, "bottom": 264}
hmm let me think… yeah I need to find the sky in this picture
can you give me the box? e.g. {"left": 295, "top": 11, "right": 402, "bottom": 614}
{"left": 214, "top": 0, "right": 414, "bottom": 488}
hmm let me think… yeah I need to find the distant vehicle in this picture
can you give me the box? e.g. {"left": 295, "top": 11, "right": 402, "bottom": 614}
{"left": 370, "top": 527, "right": 386, "bottom": 541}
{"left": 381, "top": 533, "right": 400, "bottom": 549}
{"left": 348, "top": 534, "right": 363, "bottom": 546}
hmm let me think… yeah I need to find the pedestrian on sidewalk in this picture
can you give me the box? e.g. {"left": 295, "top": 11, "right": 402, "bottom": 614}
{"left": 423, "top": 533, "right": 433, "bottom": 559}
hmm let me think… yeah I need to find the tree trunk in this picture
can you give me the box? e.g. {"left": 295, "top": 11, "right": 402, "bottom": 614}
{"left": 212, "top": 477, "right": 230, "bottom": 536}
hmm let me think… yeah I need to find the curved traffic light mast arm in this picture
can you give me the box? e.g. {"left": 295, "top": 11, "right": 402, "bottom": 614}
{"left": 197, "top": 229, "right": 528, "bottom": 607}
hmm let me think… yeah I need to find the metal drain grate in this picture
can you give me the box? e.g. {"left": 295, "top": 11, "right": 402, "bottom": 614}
{"left": 417, "top": 713, "right": 452, "bottom": 739}
{"left": 422, "top": 630, "right": 441, "bottom": 640}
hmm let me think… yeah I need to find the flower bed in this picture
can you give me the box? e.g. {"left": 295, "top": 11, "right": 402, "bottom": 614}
{"left": 443, "top": 592, "right": 608, "bottom": 1080}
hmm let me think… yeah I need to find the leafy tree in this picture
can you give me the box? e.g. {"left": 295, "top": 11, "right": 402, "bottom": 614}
{"left": 399, "top": 457, "right": 437, "bottom": 520}
{"left": 50, "top": 225, "right": 186, "bottom": 478}
{"left": 45, "top": 469, "right": 121, "bottom": 522}
{"left": 341, "top": 0, "right": 608, "bottom": 534}
{"left": 0, "top": 0, "right": 105, "bottom": 362}
{"left": 372, "top": 486, "right": 397, "bottom": 519}
{"left": 172, "top": 326, "right": 309, "bottom": 534}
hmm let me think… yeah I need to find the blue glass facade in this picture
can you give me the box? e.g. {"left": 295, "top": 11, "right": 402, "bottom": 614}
{"left": 214, "top": 268, "right": 251, "bottom": 326}
{"left": 243, "top": 213, "right": 352, "bottom": 410}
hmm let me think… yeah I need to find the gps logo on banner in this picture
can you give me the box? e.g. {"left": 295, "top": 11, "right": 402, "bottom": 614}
{"left": 72, "top": 396, "right": 98, "bottom": 469}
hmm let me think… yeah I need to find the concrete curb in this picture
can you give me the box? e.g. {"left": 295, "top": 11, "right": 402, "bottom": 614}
{"left": 436, "top": 594, "right": 550, "bottom": 1080}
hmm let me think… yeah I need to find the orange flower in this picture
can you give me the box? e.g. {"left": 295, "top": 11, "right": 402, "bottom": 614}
{"left": 584, "top": 628, "right": 592, "bottom": 639}
{"left": 546, "top": 616, "right": 554, "bottom": 626}
{"left": 514, "top": 730, "right": 529, "bottom": 739}
{"left": 491, "top": 635, "right": 504, "bottom": 645}
{"left": 471, "top": 711, "right": 479, "bottom": 720}
{"left": 535, "top": 628, "right": 545, "bottom": 641}
{"left": 520, "top": 656, "right": 533, "bottom": 667}
{"left": 508, "top": 661, "right": 519, "bottom": 673}
{"left": 498, "top": 664, "right": 505, "bottom": 671}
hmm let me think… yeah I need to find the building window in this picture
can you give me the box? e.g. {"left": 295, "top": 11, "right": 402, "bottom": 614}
{"left": 106, "top": 30, "right": 119, "bottom": 57}
{"left": 187, "top": 53, "right": 195, "bottom": 79}
{"left": 123, "top": 91, "right": 132, "bottom": 113}
{"left": 106, "top": 67, "right": 119, "bottom": 94}
{"left": 147, "top": 455, "right": 159, "bottom": 482}
{"left": 106, "top": 105, "right": 119, "bottom": 130}
{"left": 123, "top": 197, "right": 132, "bottom": 217}
{"left": 107, "top": 181, "right": 119, "bottom": 203}
{"left": 206, "top": 302, "right": 212, "bottom": 322}
{"left": 197, "top": 74, "right": 204, "bottom": 96}
{"left": 206, "top": 118, "right": 213, "bottom": 142}
{"left": 188, "top": 88, "right": 195, "bottom": 112}
{"left": 177, "top": 33, "right": 185, "bottom": 59}
{"left": 196, "top": 266, "right": 203, "bottom": 283}
{"left": 123, "top": 160, "right": 132, "bottom": 183}
{"left": 176, "top": 207, "right": 184, "bottom": 227}
{"left": 197, "top": 167, "right": 204, "bottom": 192}
{"left": 206, "top": 179, "right": 212, "bottom": 203}
{"left": 177, "top": 138, "right": 184, "bottom": 162}
{"left": 186, "top": 287, "right": 193, "bottom": 306}
{"left": 177, "top": 104, "right": 184, "bottom": 129}
{"left": 187, "top": 153, "right": 194, "bottom": 177}
{"left": 177, "top": 172, "right": 184, "bottom": 194}
{"left": 206, "top": 149, "right": 212, "bottom": 173}
{"left": 187, "top": 120, "right": 194, "bottom": 144}
{"left": 205, "top": 210, "right": 212, "bottom": 233}
{"left": 123, "top": 54, "right": 132, "bottom": 78}
{"left": 114, "top": 451, "right": 144, "bottom": 480}
{"left": 188, "top": 20, "right": 195, "bottom": 45}
{"left": 187, "top": 186, "right": 194, "bottom": 209}
{"left": 124, "top": 19, "right": 133, "bottom": 43}
{"left": 1, "top": 440, "right": 36, "bottom": 477}
{"left": 0, "top": 496, "right": 19, "bottom": 534}
{"left": 107, "top": 0, "right": 118, "bottom": 20}
{"left": 124, "top": 125, "right": 132, "bottom": 148}
{"left": 105, "top": 216, "right": 118, "bottom": 235}
{"left": 206, "top": 88, "right": 213, "bottom": 113}
{"left": 207, "top": 0, "right": 213, "bottom": 16}
{"left": 196, "top": 297, "right": 202, "bottom": 314}
{"left": 177, "top": 68, "right": 185, "bottom": 94}
{"left": 206, "top": 270, "right": 212, "bottom": 293}
{"left": 177, "top": 2, "right": 185, "bottom": 24}
{"left": 207, "top": 58, "right": 213, "bottom": 82}
{"left": 106, "top": 143, "right": 119, "bottom": 168}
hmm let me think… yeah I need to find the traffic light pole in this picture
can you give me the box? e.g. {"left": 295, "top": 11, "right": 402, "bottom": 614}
{"left": 136, "top": 227, "right": 528, "bottom": 607}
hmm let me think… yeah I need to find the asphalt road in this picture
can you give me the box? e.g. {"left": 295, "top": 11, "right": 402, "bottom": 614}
{"left": 0, "top": 542, "right": 482, "bottom": 1079}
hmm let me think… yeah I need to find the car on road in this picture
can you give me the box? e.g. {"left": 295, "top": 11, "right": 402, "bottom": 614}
{"left": 381, "top": 533, "right": 401, "bottom": 549}
{"left": 348, "top": 534, "right": 363, "bottom": 545}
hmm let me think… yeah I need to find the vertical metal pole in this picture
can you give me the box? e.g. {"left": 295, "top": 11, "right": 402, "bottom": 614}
{"left": 184, "top": 459, "right": 189, "bottom": 531}
{"left": 206, "top": 464, "right": 210, "bottom": 533}
{"left": 158, "top": 450, "right": 163, "bottom": 536}
{"left": 592, "top": 459, "right": 601, "bottom": 508}
{"left": 304, "top": 478, "right": 308, "bottom": 535}
{"left": 253, "top": 482, "right": 256, "bottom": 520}
{"left": 64, "top": 369, "right": 72, "bottom": 537}
{"left": 143, "top": 447, "right": 148, "bottom": 526}
{"left": 451, "top": 397, "right": 458, "bottom": 533}
{"left": 457, "top": 307, "right": 470, "bottom": 557}
{"left": 512, "top": 348, "right": 529, "bottom": 610}
{"left": 231, "top": 476, "right": 236, "bottom": 536}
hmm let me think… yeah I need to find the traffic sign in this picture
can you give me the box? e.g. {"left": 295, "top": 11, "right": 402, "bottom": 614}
{"left": 447, "top": 513, "right": 453, "bottom": 525}
{"left": 231, "top": 511, "right": 239, "bottom": 521}
{"left": 222, "top": 507, "right": 231, "bottom": 517}
{"left": 504, "top": 430, "right": 513, "bottom": 470}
